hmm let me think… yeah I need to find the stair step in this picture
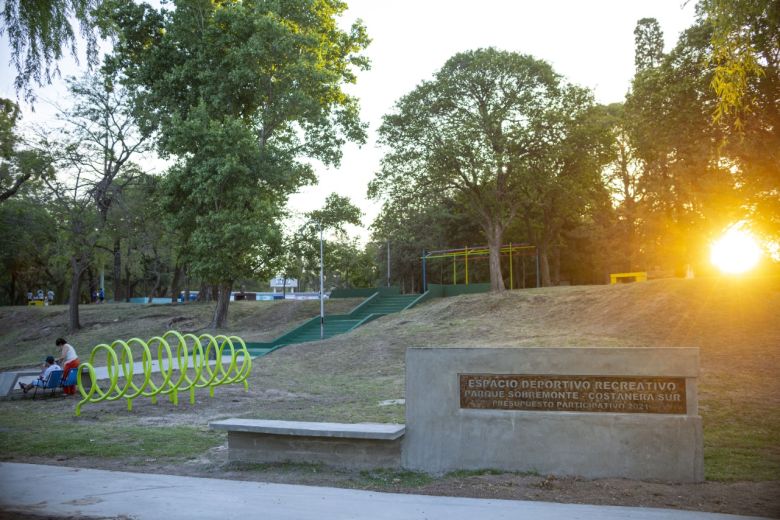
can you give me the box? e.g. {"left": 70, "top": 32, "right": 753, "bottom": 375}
{"left": 252, "top": 292, "right": 424, "bottom": 356}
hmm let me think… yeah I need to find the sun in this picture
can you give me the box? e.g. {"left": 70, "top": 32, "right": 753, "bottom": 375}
{"left": 710, "top": 226, "right": 762, "bottom": 274}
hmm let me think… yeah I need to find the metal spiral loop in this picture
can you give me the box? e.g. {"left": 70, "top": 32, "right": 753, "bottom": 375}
{"left": 75, "top": 331, "right": 252, "bottom": 416}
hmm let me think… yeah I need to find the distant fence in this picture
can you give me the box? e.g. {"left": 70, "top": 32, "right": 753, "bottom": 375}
{"left": 425, "top": 283, "right": 491, "bottom": 297}
{"left": 75, "top": 331, "right": 251, "bottom": 416}
{"left": 330, "top": 287, "right": 401, "bottom": 298}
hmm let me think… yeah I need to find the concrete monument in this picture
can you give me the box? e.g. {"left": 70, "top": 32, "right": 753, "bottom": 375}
{"left": 403, "top": 347, "right": 703, "bottom": 482}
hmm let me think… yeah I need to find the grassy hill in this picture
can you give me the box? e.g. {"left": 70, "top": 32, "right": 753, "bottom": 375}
{"left": 0, "top": 276, "right": 778, "bottom": 512}
{"left": 253, "top": 276, "right": 780, "bottom": 481}
{"left": 0, "top": 297, "right": 362, "bottom": 369}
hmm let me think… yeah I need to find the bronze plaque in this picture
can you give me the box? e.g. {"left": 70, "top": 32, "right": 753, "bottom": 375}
{"left": 459, "top": 374, "right": 687, "bottom": 414}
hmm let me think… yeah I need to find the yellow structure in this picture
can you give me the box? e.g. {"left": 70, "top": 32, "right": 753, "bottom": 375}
{"left": 423, "top": 244, "right": 537, "bottom": 289}
{"left": 610, "top": 271, "right": 648, "bottom": 284}
{"left": 75, "top": 330, "right": 251, "bottom": 416}
{"left": 27, "top": 300, "right": 44, "bottom": 307}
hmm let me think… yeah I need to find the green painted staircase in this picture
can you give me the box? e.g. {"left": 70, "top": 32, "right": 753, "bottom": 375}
{"left": 245, "top": 289, "right": 423, "bottom": 357}
{"left": 349, "top": 294, "right": 420, "bottom": 319}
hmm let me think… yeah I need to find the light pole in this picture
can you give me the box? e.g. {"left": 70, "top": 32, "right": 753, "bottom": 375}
{"left": 386, "top": 239, "right": 391, "bottom": 288}
{"left": 319, "top": 221, "right": 324, "bottom": 340}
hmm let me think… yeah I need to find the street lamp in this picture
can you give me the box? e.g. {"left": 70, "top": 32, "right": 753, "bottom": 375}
{"left": 297, "top": 219, "right": 326, "bottom": 340}
{"left": 319, "top": 221, "right": 324, "bottom": 340}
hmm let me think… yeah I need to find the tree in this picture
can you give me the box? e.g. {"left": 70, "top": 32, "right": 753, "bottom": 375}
{"left": 634, "top": 18, "right": 665, "bottom": 71}
{"left": 372, "top": 48, "right": 607, "bottom": 289}
{"left": 103, "top": 173, "right": 178, "bottom": 303}
{"left": 282, "top": 194, "right": 363, "bottom": 292}
{"left": 625, "top": 21, "right": 746, "bottom": 272}
{"left": 109, "top": 0, "right": 370, "bottom": 328}
{"left": 697, "top": 0, "right": 778, "bottom": 129}
{"left": 600, "top": 103, "right": 645, "bottom": 273}
{"left": 370, "top": 193, "right": 484, "bottom": 291}
{"left": 0, "top": 98, "right": 54, "bottom": 202}
{"left": 57, "top": 74, "right": 151, "bottom": 224}
{"left": 325, "top": 238, "right": 378, "bottom": 289}
{"left": 39, "top": 71, "right": 150, "bottom": 330}
{"left": 0, "top": 0, "right": 105, "bottom": 101}
{"left": 306, "top": 193, "right": 362, "bottom": 234}
{"left": 0, "top": 195, "right": 59, "bottom": 304}
{"left": 697, "top": 0, "right": 779, "bottom": 239}
{"left": 514, "top": 103, "right": 614, "bottom": 286}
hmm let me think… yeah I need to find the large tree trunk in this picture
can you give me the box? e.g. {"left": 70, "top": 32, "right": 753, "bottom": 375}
{"left": 485, "top": 222, "right": 506, "bottom": 292}
{"left": 148, "top": 271, "right": 161, "bottom": 303}
{"left": 147, "top": 250, "right": 162, "bottom": 303}
{"left": 197, "top": 283, "right": 212, "bottom": 302}
{"left": 54, "top": 280, "right": 67, "bottom": 305}
{"left": 124, "top": 245, "right": 133, "bottom": 301}
{"left": 170, "top": 263, "right": 184, "bottom": 304}
{"left": 87, "top": 268, "right": 97, "bottom": 303}
{"left": 183, "top": 269, "right": 190, "bottom": 304}
{"left": 68, "top": 257, "right": 85, "bottom": 331}
{"left": 209, "top": 282, "right": 233, "bottom": 329}
{"left": 537, "top": 242, "right": 552, "bottom": 287}
{"left": 521, "top": 256, "right": 527, "bottom": 289}
{"left": 112, "top": 237, "right": 122, "bottom": 302}
{"left": 9, "top": 272, "right": 16, "bottom": 306}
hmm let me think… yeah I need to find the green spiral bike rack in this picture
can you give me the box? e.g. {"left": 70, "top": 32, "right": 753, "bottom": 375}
{"left": 74, "top": 331, "right": 252, "bottom": 416}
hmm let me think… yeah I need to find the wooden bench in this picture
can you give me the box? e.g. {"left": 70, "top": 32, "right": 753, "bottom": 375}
{"left": 209, "top": 419, "right": 405, "bottom": 469}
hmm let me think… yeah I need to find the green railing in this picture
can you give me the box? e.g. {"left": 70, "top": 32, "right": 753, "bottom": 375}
{"left": 75, "top": 330, "right": 251, "bottom": 416}
{"left": 345, "top": 291, "right": 380, "bottom": 315}
{"left": 426, "top": 282, "right": 491, "bottom": 297}
{"left": 245, "top": 289, "right": 426, "bottom": 356}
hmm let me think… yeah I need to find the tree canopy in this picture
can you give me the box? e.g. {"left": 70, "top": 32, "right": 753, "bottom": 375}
{"left": 108, "top": 0, "right": 370, "bottom": 327}
{"left": 371, "top": 48, "right": 610, "bottom": 289}
{"left": 0, "top": 0, "right": 106, "bottom": 101}
{"left": 0, "top": 98, "right": 54, "bottom": 203}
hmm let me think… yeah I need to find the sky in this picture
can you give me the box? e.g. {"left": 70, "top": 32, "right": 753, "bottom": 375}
{"left": 1, "top": 0, "right": 698, "bottom": 242}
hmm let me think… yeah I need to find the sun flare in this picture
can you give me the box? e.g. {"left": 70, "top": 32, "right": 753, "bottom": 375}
{"left": 710, "top": 227, "right": 762, "bottom": 274}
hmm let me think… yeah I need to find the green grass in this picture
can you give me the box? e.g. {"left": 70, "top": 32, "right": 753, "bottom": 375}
{"left": 701, "top": 397, "right": 780, "bottom": 481}
{"left": 1, "top": 280, "right": 779, "bottom": 485}
{"left": 0, "top": 422, "right": 221, "bottom": 461}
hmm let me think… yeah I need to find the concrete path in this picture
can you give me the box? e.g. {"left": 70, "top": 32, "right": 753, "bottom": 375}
{"left": 0, "top": 463, "right": 768, "bottom": 520}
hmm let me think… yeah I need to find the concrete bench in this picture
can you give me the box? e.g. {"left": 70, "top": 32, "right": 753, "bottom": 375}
{"left": 0, "top": 369, "right": 41, "bottom": 398}
{"left": 0, "top": 366, "right": 93, "bottom": 400}
{"left": 209, "top": 419, "right": 405, "bottom": 470}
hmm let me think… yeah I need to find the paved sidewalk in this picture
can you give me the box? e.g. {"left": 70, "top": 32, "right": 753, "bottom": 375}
{"left": 0, "top": 463, "right": 768, "bottom": 520}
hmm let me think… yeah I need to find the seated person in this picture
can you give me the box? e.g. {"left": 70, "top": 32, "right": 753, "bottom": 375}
{"left": 18, "top": 356, "right": 63, "bottom": 393}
